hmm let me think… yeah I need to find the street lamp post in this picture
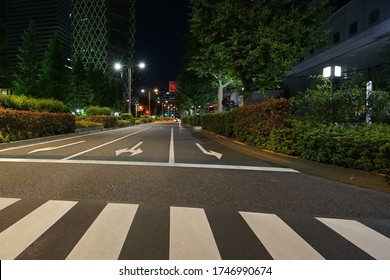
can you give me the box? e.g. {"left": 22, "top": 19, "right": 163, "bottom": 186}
{"left": 115, "top": 62, "right": 145, "bottom": 114}
{"left": 141, "top": 88, "right": 158, "bottom": 115}
{"left": 323, "top": 66, "right": 342, "bottom": 122}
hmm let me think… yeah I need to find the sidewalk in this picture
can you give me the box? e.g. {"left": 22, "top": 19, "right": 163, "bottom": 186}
{"left": 200, "top": 128, "right": 390, "bottom": 193}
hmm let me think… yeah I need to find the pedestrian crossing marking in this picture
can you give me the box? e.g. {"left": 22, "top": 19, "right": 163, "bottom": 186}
{"left": 170, "top": 207, "right": 221, "bottom": 260}
{"left": 0, "top": 200, "right": 77, "bottom": 260}
{"left": 0, "top": 197, "right": 389, "bottom": 260}
{"left": 66, "top": 203, "right": 139, "bottom": 260}
{"left": 0, "top": 198, "right": 20, "bottom": 211}
{"left": 317, "top": 217, "right": 390, "bottom": 260}
{"left": 240, "top": 212, "right": 325, "bottom": 260}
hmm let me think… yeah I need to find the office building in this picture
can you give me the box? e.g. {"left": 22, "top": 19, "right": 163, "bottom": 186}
{"left": 71, "top": 0, "right": 135, "bottom": 73}
{"left": 1, "top": 0, "right": 71, "bottom": 71}
{"left": 284, "top": 0, "right": 390, "bottom": 95}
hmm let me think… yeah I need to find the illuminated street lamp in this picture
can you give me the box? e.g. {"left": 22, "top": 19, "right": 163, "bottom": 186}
{"left": 141, "top": 88, "right": 158, "bottom": 115}
{"left": 114, "top": 62, "right": 145, "bottom": 113}
{"left": 323, "top": 65, "right": 342, "bottom": 122}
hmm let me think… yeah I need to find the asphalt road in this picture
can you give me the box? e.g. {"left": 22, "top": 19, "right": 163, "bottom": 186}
{"left": 0, "top": 122, "right": 389, "bottom": 260}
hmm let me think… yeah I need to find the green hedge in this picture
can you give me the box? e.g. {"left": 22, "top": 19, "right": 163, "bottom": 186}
{"left": 189, "top": 98, "right": 389, "bottom": 175}
{"left": 233, "top": 98, "right": 291, "bottom": 145}
{"left": 0, "top": 108, "right": 75, "bottom": 142}
{"left": 86, "top": 106, "right": 112, "bottom": 116}
{"left": 265, "top": 120, "right": 390, "bottom": 175}
{"left": 82, "top": 116, "right": 118, "bottom": 128}
{"left": 202, "top": 110, "right": 236, "bottom": 137}
{"left": 0, "top": 94, "right": 67, "bottom": 113}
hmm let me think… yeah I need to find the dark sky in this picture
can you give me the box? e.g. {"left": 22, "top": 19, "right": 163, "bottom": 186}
{"left": 134, "top": 0, "right": 190, "bottom": 92}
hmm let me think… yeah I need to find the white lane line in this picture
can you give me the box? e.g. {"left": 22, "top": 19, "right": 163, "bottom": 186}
{"left": 240, "top": 212, "right": 324, "bottom": 260}
{"left": 62, "top": 127, "right": 150, "bottom": 160}
{"left": 170, "top": 206, "right": 221, "bottom": 260}
{"left": 0, "top": 197, "right": 21, "bottom": 211}
{"left": 169, "top": 127, "right": 175, "bottom": 164}
{"left": 0, "top": 158, "right": 300, "bottom": 173}
{"left": 0, "top": 200, "right": 77, "bottom": 260}
{"left": 66, "top": 203, "right": 138, "bottom": 260}
{"left": 317, "top": 217, "right": 390, "bottom": 260}
{"left": 0, "top": 126, "right": 127, "bottom": 153}
{"left": 28, "top": 141, "right": 85, "bottom": 154}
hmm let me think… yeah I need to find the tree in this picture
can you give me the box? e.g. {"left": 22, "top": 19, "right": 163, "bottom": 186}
{"left": 0, "top": 20, "right": 11, "bottom": 89}
{"left": 13, "top": 22, "right": 41, "bottom": 96}
{"left": 67, "top": 58, "right": 94, "bottom": 111}
{"left": 189, "top": 0, "right": 240, "bottom": 112}
{"left": 39, "top": 34, "right": 69, "bottom": 100}
{"left": 188, "top": 0, "right": 331, "bottom": 108}
{"left": 177, "top": 35, "right": 217, "bottom": 114}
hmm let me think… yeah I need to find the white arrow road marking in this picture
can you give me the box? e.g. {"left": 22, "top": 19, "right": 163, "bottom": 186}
{"left": 195, "top": 143, "right": 223, "bottom": 160}
{"left": 27, "top": 141, "right": 85, "bottom": 154}
{"left": 115, "top": 142, "right": 143, "bottom": 157}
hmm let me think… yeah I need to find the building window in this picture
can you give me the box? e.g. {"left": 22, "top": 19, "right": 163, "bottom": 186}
{"left": 333, "top": 32, "right": 340, "bottom": 44}
{"left": 369, "top": 9, "right": 380, "bottom": 25}
{"left": 349, "top": 21, "right": 358, "bottom": 35}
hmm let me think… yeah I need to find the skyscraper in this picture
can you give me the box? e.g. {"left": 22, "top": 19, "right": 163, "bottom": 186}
{"left": 2, "top": 0, "right": 71, "bottom": 71}
{"left": 71, "top": 0, "right": 135, "bottom": 73}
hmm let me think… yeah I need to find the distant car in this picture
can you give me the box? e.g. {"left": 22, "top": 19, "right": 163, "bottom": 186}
{"left": 174, "top": 118, "right": 180, "bottom": 122}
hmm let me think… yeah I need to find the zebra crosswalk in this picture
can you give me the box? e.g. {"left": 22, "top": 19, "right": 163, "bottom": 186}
{"left": 0, "top": 197, "right": 389, "bottom": 260}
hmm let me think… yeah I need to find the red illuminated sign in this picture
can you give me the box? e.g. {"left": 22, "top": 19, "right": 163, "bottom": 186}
{"left": 169, "top": 81, "right": 176, "bottom": 93}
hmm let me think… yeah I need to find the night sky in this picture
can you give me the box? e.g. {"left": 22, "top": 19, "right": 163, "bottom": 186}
{"left": 134, "top": 0, "right": 190, "bottom": 92}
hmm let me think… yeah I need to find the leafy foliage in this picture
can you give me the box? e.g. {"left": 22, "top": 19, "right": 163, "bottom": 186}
{"left": 12, "top": 22, "right": 40, "bottom": 97}
{"left": 39, "top": 34, "right": 69, "bottom": 100}
{"left": 0, "top": 94, "right": 67, "bottom": 112}
{"left": 0, "top": 107, "right": 75, "bottom": 141}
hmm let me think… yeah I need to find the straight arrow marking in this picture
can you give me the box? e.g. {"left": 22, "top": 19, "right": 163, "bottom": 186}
{"left": 195, "top": 143, "right": 223, "bottom": 160}
{"left": 28, "top": 141, "right": 85, "bottom": 154}
{"left": 116, "top": 142, "right": 143, "bottom": 157}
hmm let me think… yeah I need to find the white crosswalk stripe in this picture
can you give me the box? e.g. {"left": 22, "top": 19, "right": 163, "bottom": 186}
{"left": 317, "top": 217, "right": 390, "bottom": 260}
{"left": 240, "top": 212, "right": 324, "bottom": 260}
{"left": 170, "top": 206, "right": 221, "bottom": 260}
{"left": 0, "top": 197, "right": 20, "bottom": 211}
{"left": 66, "top": 203, "right": 139, "bottom": 260}
{"left": 0, "top": 197, "right": 389, "bottom": 260}
{"left": 0, "top": 200, "right": 77, "bottom": 260}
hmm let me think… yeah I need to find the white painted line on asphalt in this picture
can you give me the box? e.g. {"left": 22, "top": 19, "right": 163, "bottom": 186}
{"left": 0, "top": 197, "right": 21, "bottom": 211}
{"left": 240, "top": 212, "right": 324, "bottom": 260}
{"left": 0, "top": 200, "right": 77, "bottom": 260}
{"left": 0, "top": 126, "right": 124, "bottom": 153}
{"left": 196, "top": 143, "right": 223, "bottom": 159}
{"left": 66, "top": 203, "right": 138, "bottom": 260}
{"left": 27, "top": 140, "right": 85, "bottom": 154}
{"left": 317, "top": 217, "right": 390, "bottom": 260}
{"left": 0, "top": 158, "right": 300, "bottom": 173}
{"left": 170, "top": 206, "right": 221, "bottom": 260}
{"left": 62, "top": 127, "right": 150, "bottom": 160}
{"left": 169, "top": 127, "right": 175, "bottom": 164}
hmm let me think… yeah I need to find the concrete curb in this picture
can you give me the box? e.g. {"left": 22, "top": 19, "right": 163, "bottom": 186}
{"left": 199, "top": 129, "right": 390, "bottom": 193}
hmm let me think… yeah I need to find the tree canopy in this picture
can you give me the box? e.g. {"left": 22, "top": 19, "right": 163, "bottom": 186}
{"left": 13, "top": 22, "right": 40, "bottom": 96}
{"left": 185, "top": 0, "right": 331, "bottom": 111}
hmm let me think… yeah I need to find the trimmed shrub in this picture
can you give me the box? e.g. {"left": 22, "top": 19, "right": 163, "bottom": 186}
{"left": 0, "top": 94, "right": 67, "bottom": 113}
{"left": 75, "top": 120, "right": 104, "bottom": 128}
{"left": 202, "top": 110, "right": 236, "bottom": 137}
{"left": 233, "top": 98, "right": 291, "bottom": 146}
{"left": 86, "top": 105, "right": 112, "bottom": 116}
{"left": 0, "top": 107, "right": 75, "bottom": 142}
{"left": 85, "top": 116, "right": 118, "bottom": 128}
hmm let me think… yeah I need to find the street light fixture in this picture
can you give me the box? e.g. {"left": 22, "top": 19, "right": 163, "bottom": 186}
{"left": 141, "top": 88, "right": 158, "bottom": 115}
{"left": 114, "top": 62, "right": 146, "bottom": 114}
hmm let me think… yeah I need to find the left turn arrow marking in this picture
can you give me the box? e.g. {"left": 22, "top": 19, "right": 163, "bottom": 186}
{"left": 28, "top": 141, "right": 85, "bottom": 154}
{"left": 116, "top": 142, "right": 144, "bottom": 157}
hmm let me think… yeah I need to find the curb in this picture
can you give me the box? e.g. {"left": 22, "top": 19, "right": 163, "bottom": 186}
{"left": 199, "top": 129, "right": 390, "bottom": 193}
